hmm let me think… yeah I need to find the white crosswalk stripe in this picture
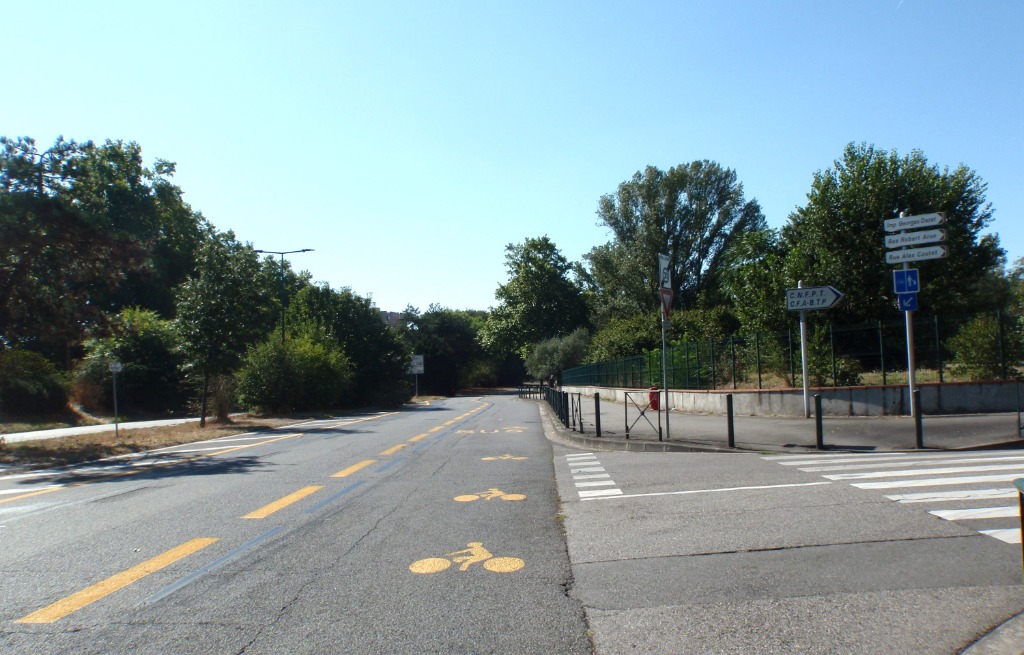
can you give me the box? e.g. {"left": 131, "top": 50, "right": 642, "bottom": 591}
{"left": 763, "top": 451, "right": 1024, "bottom": 545}
{"left": 566, "top": 453, "right": 623, "bottom": 499}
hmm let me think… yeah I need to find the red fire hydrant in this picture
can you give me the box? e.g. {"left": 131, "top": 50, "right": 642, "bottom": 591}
{"left": 648, "top": 386, "right": 660, "bottom": 411}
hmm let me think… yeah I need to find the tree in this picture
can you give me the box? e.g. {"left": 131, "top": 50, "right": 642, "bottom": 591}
{"left": 525, "top": 329, "right": 590, "bottom": 382}
{"left": 77, "top": 308, "right": 186, "bottom": 415}
{"left": 0, "top": 136, "right": 206, "bottom": 357}
{"left": 585, "top": 162, "right": 765, "bottom": 320}
{"left": 783, "top": 143, "right": 1004, "bottom": 323}
{"left": 401, "top": 305, "right": 493, "bottom": 395}
{"left": 175, "top": 231, "right": 276, "bottom": 425}
{"left": 289, "top": 284, "right": 410, "bottom": 407}
{"left": 719, "top": 228, "right": 790, "bottom": 333}
{"left": 480, "top": 236, "right": 590, "bottom": 360}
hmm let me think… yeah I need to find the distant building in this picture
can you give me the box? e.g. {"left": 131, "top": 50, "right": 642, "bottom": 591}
{"left": 379, "top": 310, "right": 403, "bottom": 327}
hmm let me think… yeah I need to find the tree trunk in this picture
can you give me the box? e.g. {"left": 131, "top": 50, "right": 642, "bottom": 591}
{"left": 200, "top": 370, "right": 210, "bottom": 427}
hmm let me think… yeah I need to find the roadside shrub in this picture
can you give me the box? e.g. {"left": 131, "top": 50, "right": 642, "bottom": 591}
{"left": 76, "top": 308, "right": 186, "bottom": 414}
{"left": 948, "top": 315, "right": 1024, "bottom": 381}
{"left": 0, "top": 350, "right": 69, "bottom": 418}
{"left": 236, "top": 335, "right": 353, "bottom": 413}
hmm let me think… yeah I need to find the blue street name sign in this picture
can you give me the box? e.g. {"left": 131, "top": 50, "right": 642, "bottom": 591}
{"left": 893, "top": 269, "right": 920, "bottom": 295}
{"left": 898, "top": 293, "right": 918, "bottom": 312}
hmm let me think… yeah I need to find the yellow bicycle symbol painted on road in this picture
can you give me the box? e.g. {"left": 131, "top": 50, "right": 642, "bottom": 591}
{"left": 409, "top": 542, "right": 525, "bottom": 574}
{"left": 481, "top": 454, "right": 527, "bottom": 461}
{"left": 453, "top": 488, "right": 526, "bottom": 502}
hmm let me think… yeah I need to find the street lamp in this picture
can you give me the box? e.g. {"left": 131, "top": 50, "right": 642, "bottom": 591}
{"left": 254, "top": 248, "right": 314, "bottom": 345}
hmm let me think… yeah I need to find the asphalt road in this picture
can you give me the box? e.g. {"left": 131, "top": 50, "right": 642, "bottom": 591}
{"left": 549, "top": 408, "right": 1024, "bottom": 655}
{"left": 0, "top": 397, "right": 590, "bottom": 654}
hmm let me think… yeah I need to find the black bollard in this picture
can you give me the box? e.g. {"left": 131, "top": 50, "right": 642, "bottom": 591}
{"left": 726, "top": 394, "right": 735, "bottom": 448}
{"left": 914, "top": 389, "right": 923, "bottom": 449}
{"left": 595, "top": 393, "right": 602, "bottom": 438}
{"left": 815, "top": 394, "right": 824, "bottom": 450}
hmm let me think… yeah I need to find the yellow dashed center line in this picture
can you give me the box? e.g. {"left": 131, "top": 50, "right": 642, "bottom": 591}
{"left": 332, "top": 459, "right": 377, "bottom": 478}
{"left": 243, "top": 486, "right": 323, "bottom": 519}
{"left": 407, "top": 434, "right": 429, "bottom": 443}
{"left": 379, "top": 443, "right": 408, "bottom": 456}
{"left": 17, "top": 537, "right": 218, "bottom": 624}
{"left": 428, "top": 426, "right": 443, "bottom": 433}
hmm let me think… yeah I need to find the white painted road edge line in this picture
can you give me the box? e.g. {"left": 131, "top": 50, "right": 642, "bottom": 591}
{"left": 582, "top": 481, "right": 833, "bottom": 501}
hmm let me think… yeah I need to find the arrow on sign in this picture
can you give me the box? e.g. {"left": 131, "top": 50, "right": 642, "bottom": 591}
{"left": 786, "top": 286, "right": 844, "bottom": 311}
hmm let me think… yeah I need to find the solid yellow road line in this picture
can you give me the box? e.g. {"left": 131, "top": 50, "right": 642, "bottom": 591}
{"left": 379, "top": 443, "right": 408, "bottom": 456}
{"left": 16, "top": 537, "right": 218, "bottom": 624}
{"left": 407, "top": 434, "right": 429, "bottom": 443}
{"left": 332, "top": 460, "right": 376, "bottom": 477}
{"left": 243, "top": 485, "right": 323, "bottom": 519}
{"left": 0, "top": 486, "right": 63, "bottom": 506}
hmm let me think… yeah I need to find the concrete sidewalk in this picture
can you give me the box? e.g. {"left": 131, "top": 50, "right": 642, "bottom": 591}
{"left": 538, "top": 388, "right": 1024, "bottom": 454}
{"left": 534, "top": 393, "right": 1024, "bottom": 655}
{"left": 0, "top": 417, "right": 203, "bottom": 444}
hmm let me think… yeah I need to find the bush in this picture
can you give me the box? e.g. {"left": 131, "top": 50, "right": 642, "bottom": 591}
{"left": 236, "top": 335, "right": 353, "bottom": 413}
{"left": 0, "top": 350, "right": 69, "bottom": 418}
{"left": 948, "top": 315, "right": 1023, "bottom": 381}
{"left": 76, "top": 308, "right": 186, "bottom": 414}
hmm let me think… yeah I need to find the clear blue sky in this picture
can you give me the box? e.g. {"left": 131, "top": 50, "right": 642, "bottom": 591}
{"left": 7, "top": 1, "right": 1022, "bottom": 313}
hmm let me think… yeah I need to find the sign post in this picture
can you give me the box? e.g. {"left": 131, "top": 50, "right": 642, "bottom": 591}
{"left": 885, "top": 211, "right": 947, "bottom": 436}
{"left": 109, "top": 361, "right": 123, "bottom": 439}
{"left": 658, "top": 254, "right": 671, "bottom": 441}
{"left": 785, "top": 284, "right": 844, "bottom": 418}
{"left": 409, "top": 355, "right": 425, "bottom": 398}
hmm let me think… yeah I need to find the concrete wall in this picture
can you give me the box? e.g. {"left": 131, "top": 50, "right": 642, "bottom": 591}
{"left": 561, "top": 380, "right": 1021, "bottom": 417}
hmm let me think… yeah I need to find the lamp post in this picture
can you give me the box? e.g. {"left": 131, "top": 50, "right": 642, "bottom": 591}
{"left": 254, "top": 248, "right": 313, "bottom": 345}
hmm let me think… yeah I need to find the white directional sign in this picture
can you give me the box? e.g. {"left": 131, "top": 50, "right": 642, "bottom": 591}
{"left": 658, "top": 254, "right": 671, "bottom": 290}
{"left": 884, "top": 212, "right": 944, "bottom": 233}
{"left": 884, "top": 228, "right": 946, "bottom": 249}
{"left": 885, "top": 245, "right": 949, "bottom": 264}
{"left": 786, "top": 286, "right": 844, "bottom": 311}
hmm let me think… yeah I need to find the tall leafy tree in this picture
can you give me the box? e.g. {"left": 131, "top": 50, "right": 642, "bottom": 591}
{"left": 0, "top": 136, "right": 205, "bottom": 356}
{"left": 585, "top": 161, "right": 765, "bottom": 320}
{"left": 783, "top": 143, "right": 1004, "bottom": 322}
{"left": 289, "top": 283, "right": 410, "bottom": 407}
{"left": 175, "top": 231, "right": 276, "bottom": 425}
{"left": 401, "top": 305, "right": 491, "bottom": 395}
{"left": 480, "top": 236, "right": 590, "bottom": 360}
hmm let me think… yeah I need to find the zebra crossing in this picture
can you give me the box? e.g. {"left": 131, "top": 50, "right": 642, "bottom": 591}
{"left": 564, "top": 453, "right": 622, "bottom": 499}
{"left": 763, "top": 451, "right": 1024, "bottom": 544}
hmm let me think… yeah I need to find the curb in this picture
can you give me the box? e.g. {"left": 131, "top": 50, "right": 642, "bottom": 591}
{"left": 961, "top": 612, "right": 1024, "bottom": 655}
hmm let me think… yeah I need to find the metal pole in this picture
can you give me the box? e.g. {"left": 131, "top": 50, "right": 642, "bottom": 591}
{"left": 879, "top": 321, "right": 886, "bottom": 386}
{"left": 112, "top": 371, "right": 119, "bottom": 440}
{"left": 799, "top": 281, "right": 811, "bottom": 418}
{"left": 595, "top": 393, "right": 602, "bottom": 438}
{"left": 755, "top": 332, "right": 762, "bottom": 390}
{"left": 279, "top": 253, "right": 286, "bottom": 345}
{"left": 898, "top": 213, "right": 919, "bottom": 423}
{"left": 661, "top": 316, "right": 669, "bottom": 441}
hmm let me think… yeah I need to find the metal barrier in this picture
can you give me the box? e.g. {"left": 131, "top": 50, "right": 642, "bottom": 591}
{"left": 623, "top": 390, "right": 661, "bottom": 440}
